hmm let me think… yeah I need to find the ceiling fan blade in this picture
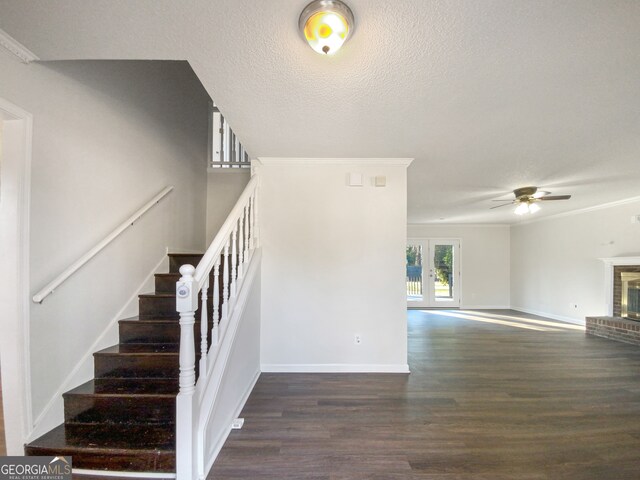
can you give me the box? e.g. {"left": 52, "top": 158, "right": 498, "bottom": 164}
{"left": 490, "top": 202, "right": 514, "bottom": 209}
{"left": 539, "top": 195, "right": 571, "bottom": 201}
{"left": 532, "top": 190, "right": 550, "bottom": 198}
{"left": 491, "top": 199, "right": 515, "bottom": 202}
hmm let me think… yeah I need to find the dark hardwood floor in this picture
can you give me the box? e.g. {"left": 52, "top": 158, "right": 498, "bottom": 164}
{"left": 208, "top": 309, "right": 640, "bottom": 479}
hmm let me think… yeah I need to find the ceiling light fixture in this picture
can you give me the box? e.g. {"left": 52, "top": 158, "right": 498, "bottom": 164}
{"left": 299, "top": 0, "right": 355, "bottom": 55}
{"left": 514, "top": 201, "right": 540, "bottom": 215}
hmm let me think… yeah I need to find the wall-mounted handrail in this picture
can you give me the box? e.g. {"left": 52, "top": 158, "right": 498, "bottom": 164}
{"left": 32, "top": 186, "right": 174, "bottom": 304}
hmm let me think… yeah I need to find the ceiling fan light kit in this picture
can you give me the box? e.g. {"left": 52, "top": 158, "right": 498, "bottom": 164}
{"left": 514, "top": 202, "right": 541, "bottom": 215}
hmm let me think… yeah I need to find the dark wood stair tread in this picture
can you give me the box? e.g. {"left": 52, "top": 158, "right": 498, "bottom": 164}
{"left": 27, "top": 423, "right": 175, "bottom": 452}
{"left": 154, "top": 272, "right": 214, "bottom": 279}
{"left": 139, "top": 293, "right": 178, "bottom": 299}
{"left": 65, "top": 379, "right": 178, "bottom": 396}
{"left": 26, "top": 424, "right": 175, "bottom": 472}
{"left": 95, "top": 344, "right": 180, "bottom": 355}
{"left": 120, "top": 316, "right": 214, "bottom": 324}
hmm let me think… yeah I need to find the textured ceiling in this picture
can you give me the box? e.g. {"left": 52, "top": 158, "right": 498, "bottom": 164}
{"left": 1, "top": 0, "right": 639, "bottom": 224}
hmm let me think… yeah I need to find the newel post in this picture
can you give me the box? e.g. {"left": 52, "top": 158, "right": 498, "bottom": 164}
{"left": 176, "top": 264, "right": 199, "bottom": 480}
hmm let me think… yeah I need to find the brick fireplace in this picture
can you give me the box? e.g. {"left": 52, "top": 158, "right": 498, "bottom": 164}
{"left": 586, "top": 257, "right": 640, "bottom": 346}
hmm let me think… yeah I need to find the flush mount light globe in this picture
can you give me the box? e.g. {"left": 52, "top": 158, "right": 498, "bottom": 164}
{"left": 299, "top": 0, "right": 355, "bottom": 55}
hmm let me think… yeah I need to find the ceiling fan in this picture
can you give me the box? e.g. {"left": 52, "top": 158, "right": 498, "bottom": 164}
{"left": 491, "top": 186, "right": 572, "bottom": 215}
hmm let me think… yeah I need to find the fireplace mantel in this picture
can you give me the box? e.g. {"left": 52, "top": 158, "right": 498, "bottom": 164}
{"left": 600, "top": 257, "right": 640, "bottom": 316}
{"left": 599, "top": 257, "right": 640, "bottom": 266}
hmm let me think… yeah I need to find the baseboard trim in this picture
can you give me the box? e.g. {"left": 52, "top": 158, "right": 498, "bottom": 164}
{"left": 408, "top": 305, "right": 511, "bottom": 310}
{"left": 261, "top": 364, "right": 411, "bottom": 373}
{"left": 510, "top": 306, "right": 585, "bottom": 326}
{"left": 460, "top": 305, "right": 511, "bottom": 310}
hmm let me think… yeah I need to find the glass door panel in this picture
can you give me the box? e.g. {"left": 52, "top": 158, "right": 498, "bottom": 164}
{"left": 406, "top": 243, "right": 424, "bottom": 304}
{"left": 433, "top": 243, "right": 454, "bottom": 301}
{"left": 408, "top": 238, "right": 460, "bottom": 308}
{"left": 427, "top": 239, "right": 459, "bottom": 306}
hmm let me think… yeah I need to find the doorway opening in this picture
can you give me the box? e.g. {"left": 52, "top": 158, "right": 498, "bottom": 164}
{"left": 0, "top": 98, "right": 33, "bottom": 454}
{"left": 406, "top": 238, "right": 460, "bottom": 308}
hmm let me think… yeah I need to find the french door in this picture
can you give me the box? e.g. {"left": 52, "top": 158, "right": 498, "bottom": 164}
{"left": 406, "top": 239, "right": 460, "bottom": 308}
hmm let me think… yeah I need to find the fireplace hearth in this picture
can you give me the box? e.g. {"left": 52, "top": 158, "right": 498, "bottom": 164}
{"left": 587, "top": 258, "right": 640, "bottom": 345}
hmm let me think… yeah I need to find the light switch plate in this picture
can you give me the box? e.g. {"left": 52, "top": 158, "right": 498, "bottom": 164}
{"left": 348, "top": 172, "right": 363, "bottom": 186}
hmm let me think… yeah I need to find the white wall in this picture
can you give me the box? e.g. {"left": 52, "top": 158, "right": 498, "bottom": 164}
{"left": 0, "top": 51, "right": 210, "bottom": 440}
{"left": 206, "top": 170, "right": 250, "bottom": 243}
{"left": 511, "top": 199, "right": 640, "bottom": 323}
{"left": 407, "top": 224, "right": 511, "bottom": 308}
{"left": 257, "top": 158, "right": 410, "bottom": 372}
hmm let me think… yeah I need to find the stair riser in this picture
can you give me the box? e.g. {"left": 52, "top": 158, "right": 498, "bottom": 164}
{"left": 119, "top": 322, "right": 213, "bottom": 344}
{"left": 24, "top": 445, "right": 175, "bottom": 472}
{"left": 155, "top": 273, "right": 224, "bottom": 294}
{"left": 94, "top": 354, "right": 180, "bottom": 379}
{"left": 169, "top": 254, "right": 205, "bottom": 273}
{"left": 119, "top": 322, "right": 180, "bottom": 344}
{"left": 139, "top": 296, "right": 179, "bottom": 319}
{"left": 64, "top": 395, "right": 175, "bottom": 425}
{"left": 139, "top": 295, "right": 215, "bottom": 320}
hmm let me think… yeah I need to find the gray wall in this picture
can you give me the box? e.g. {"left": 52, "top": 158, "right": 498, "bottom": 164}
{"left": 0, "top": 52, "right": 210, "bottom": 437}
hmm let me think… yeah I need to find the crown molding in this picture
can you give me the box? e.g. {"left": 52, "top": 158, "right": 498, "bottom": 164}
{"left": 511, "top": 194, "right": 640, "bottom": 227}
{"left": 407, "top": 222, "right": 510, "bottom": 228}
{"left": 255, "top": 157, "right": 413, "bottom": 167}
{"left": 0, "top": 28, "right": 39, "bottom": 63}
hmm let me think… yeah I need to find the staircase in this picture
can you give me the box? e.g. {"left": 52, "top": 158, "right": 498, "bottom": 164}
{"left": 25, "top": 253, "right": 214, "bottom": 473}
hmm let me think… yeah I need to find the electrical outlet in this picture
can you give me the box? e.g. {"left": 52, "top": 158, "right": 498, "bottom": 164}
{"left": 632, "top": 215, "right": 640, "bottom": 224}
{"left": 354, "top": 335, "right": 361, "bottom": 345}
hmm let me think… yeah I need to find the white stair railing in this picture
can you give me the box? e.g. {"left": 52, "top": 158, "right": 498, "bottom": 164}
{"left": 175, "top": 174, "right": 259, "bottom": 480}
{"left": 210, "top": 105, "right": 250, "bottom": 169}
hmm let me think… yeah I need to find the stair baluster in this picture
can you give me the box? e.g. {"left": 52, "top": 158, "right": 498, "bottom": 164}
{"left": 243, "top": 204, "right": 250, "bottom": 266}
{"left": 199, "top": 276, "right": 209, "bottom": 376}
{"left": 238, "top": 209, "right": 244, "bottom": 279}
{"left": 212, "top": 259, "right": 220, "bottom": 346}
{"left": 230, "top": 226, "right": 238, "bottom": 301}
{"left": 253, "top": 190, "right": 259, "bottom": 248}
{"left": 222, "top": 240, "right": 230, "bottom": 325}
